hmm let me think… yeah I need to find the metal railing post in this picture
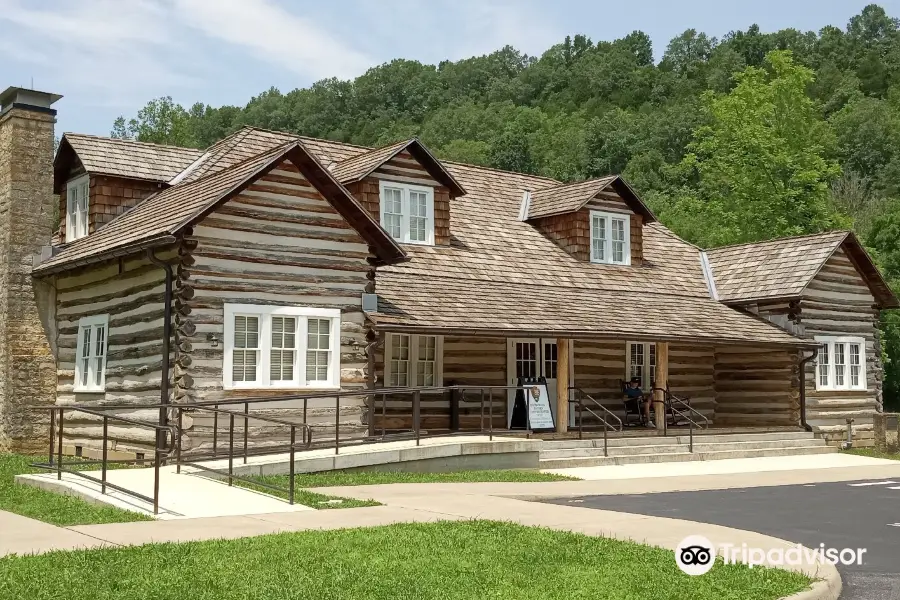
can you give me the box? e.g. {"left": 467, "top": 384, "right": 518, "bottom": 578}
{"left": 413, "top": 389, "right": 421, "bottom": 446}
{"left": 578, "top": 391, "right": 584, "bottom": 441}
{"left": 525, "top": 386, "right": 531, "bottom": 438}
{"left": 381, "top": 391, "right": 386, "bottom": 437}
{"left": 228, "top": 414, "right": 234, "bottom": 486}
{"left": 101, "top": 416, "right": 108, "bottom": 494}
{"left": 289, "top": 426, "right": 296, "bottom": 506}
{"left": 489, "top": 389, "right": 493, "bottom": 441}
{"left": 689, "top": 418, "right": 694, "bottom": 453}
{"left": 603, "top": 417, "right": 608, "bottom": 457}
{"left": 303, "top": 398, "right": 308, "bottom": 425}
{"left": 213, "top": 404, "right": 219, "bottom": 457}
{"left": 243, "top": 402, "right": 249, "bottom": 464}
{"left": 335, "top": 394, "right": 340, "bottom": 455}
{"left": 48, "top": 408, "right": 56, "bottom": 466}
{"left": 153, "top": 446, "right": 161, "bottom": 515}
{"left": 57, "top": 410, "right": 64, "bottom": 480}
{"left": 480, "top": 389, "right": 485, "bottom": 432}
{"left": 176, "top": 408, "right": 183, "bottom": 474}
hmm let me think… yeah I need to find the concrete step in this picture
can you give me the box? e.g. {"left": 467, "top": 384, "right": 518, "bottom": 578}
{"left": 539, "top": 431, "right": 818, "bottom": 451}
{"left": 540, "top": 438, "right": 827, "bottom": 459}
{"left": 539, "top": 444, "right": 837, "bottom": 469}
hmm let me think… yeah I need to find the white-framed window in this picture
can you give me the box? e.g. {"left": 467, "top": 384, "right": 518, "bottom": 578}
{"left": 74, "top": 314, "right": 109, "bottom": 392}
{"left": 590, "top": 210, "right": 630, "bottom": 265}
{"left": 65, "top": 174, "right": 90, "bottom": 242}
{"left": 626, "top": 341, "right": 655, "bottom": 390}
{"left": 385, "top": 333, "right": 443, "bottom": 387}
{"left": 223, "top": 304, "right": 341, "bottom": 389}
{"left": 815, "top": 336, "right": 867, "bottom": 391}
{"left": 379, "top": 180, "right": 434, "bottom": 245}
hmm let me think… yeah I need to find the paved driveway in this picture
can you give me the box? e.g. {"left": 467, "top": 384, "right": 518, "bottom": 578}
{"left": 541, "top": 479, "right": 900, "bottom": 600}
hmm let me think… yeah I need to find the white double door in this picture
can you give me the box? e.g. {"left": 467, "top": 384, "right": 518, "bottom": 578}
{"left": 506, "top": 338, "right": 574, "bottom": 428}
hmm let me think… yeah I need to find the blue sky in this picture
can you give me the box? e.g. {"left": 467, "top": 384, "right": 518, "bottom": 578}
{"left": 1, "top": 0, "right": 896, "bottom": 137}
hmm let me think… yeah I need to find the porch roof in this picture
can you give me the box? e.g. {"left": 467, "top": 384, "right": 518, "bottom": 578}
{"left": 370, "top": 273, "right": 816, "bottom": 348}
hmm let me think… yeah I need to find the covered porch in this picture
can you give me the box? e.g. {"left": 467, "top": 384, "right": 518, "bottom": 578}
{"left": 369, "top": 332, "right": 808, "bottom": 435}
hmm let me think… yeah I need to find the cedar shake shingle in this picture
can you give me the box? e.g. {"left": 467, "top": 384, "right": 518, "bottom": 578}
{"left": 58, "top": 133, "right": 202, "bottom": 184}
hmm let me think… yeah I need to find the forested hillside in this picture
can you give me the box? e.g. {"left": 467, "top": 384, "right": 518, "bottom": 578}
{"left": 113, "top": 3, "right": 900, "bottom": 408}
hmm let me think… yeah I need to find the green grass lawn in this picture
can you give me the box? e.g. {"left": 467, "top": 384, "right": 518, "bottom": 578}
{"left": 843, "top": 447, "right": 900, "bottom": 460}
{"left": 0, "top": 453, "right": 151, "bottom": 526}
{"left": 252, "top": 468, "right": 577, "bottom": 489}
{"left": 0, "top": 520, "right": 810, "bottom": 600}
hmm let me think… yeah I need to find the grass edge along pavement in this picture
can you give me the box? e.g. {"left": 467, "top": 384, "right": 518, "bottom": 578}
{"left": 250, "top": 468, "right": 577, "bottom": 489}
{"left": 238, "top": 469, "right": 576, "bottom": 507}
{"left": 0, "top": 453, "right": 151, "bottom": 526}
{"left": 0, "top": 520, "right": 812, "bottom": 600}
{"left": 843, "top": 447, "right": 900, "bottom": 460}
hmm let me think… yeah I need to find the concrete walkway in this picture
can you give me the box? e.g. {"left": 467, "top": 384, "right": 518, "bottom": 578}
{"left": 8, "top": 454, "right": 897, "bottom": 598}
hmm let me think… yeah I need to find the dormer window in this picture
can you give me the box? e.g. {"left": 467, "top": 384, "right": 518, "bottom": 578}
{"left": 379, "top": 180, "right": 434, "bottom": 245}
{"left": 590, "top": 210, "right": 630, "bottom": 265}
{"left": 66, "top": 174, "right": 90, "bottom": 242}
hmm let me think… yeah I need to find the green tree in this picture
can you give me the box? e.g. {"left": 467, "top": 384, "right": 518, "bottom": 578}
{"left": 672, "top": 50, "right": 844, "bottom": 246}
{"left": 867, "top": 201, "right": 900, "bottom": 410}
{"left": 111, "top": 96, "right": 201, "bottom": 147}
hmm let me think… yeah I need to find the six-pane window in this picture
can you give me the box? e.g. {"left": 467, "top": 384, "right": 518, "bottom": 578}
{"left": 386, "top": 334, "right": 443, "bottom": 387}
{"left": 74, "top": 314, "right": 108, "bottom": 392}
{"left": 627, "top": 341, "right": 655, "bottom": 389}
{"left": 816, "top": 337, "right": 866, "bottom": 391}
{"left": 224, "top": 305, "right": 340, "bottom": 389}
{"left": 590, "top": 210, "right": 630, "bottom": 265}
{"left": 379, "top": 181, "right": 434, "bottom": 245}
{"left": 66, "top": 174, "right": 90, "bottom": 242}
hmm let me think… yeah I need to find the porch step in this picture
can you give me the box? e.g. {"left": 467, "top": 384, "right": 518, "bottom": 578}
{"left": 539, "top": 444, "right": 836, "bottom": 469}
{"left": 539, "top": 430, "right": 818, "bottom": 450}
{"left": 540, "top": 437, "right": 828, "bottom": 459}
{"left": 538, "top": 431, "right": 836, "bottom": 468}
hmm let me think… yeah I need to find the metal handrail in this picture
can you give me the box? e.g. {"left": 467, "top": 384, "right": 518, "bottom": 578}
{"left": 31, "top": 405, "right": 177, "bottom": 514}
{"left": 567, "top": 386, "right": 623, "bottom": 457}
{"left": 651, "top": 386, "right": 709, "bottom": 452}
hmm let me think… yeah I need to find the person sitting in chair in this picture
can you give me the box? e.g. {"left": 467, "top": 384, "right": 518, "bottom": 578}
{"left": 624, "top": 377, "right": 655, "bottom": 428}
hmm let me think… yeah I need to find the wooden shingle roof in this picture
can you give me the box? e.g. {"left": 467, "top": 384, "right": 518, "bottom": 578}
{"left": 330, "top": 138, "right": 466, "bottom": 196}
{"left": 527, "top": 176, "right": 656, "bottom": 221}
{"left": 43, "top": 128, "right": 849, "bottom": 345}
{"left": 706, "top": 231, "right": 899, "bottom": 308}
{"left": 36, "top": 140, "right": 405, "bottom": 274}
{"left": 54, "top": 133, "right": 202, "bottom": 191}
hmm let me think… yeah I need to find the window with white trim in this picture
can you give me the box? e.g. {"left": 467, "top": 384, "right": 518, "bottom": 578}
{"left": 815, "top": 336, "right": 867, "bottom": 391}
{"left": 590, "top": 210, "right": 630, "bottom": 265}
{"left": 379, "top": 181, "right": 434, "bottom": 245}
{"left": 66, "top": 174, "right": 90, "bottom": 242}
{"left": 74, "top": 314, "right": 108, "bottom": 392}
{"left": 223, "top": 304, "right": 341, "bottom": 389}
{"left": 626, "top": 341, "right": 655, "bottom": 389}
{"left": 385, "top": 334, "right": 443, "bottom": 387}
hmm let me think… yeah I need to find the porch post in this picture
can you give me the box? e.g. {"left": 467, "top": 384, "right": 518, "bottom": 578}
{"left": 654, "top": 342, "right": 668, "bottom": 432}
{"left": 556, "top": 338, "right": 570, "bottom": 433}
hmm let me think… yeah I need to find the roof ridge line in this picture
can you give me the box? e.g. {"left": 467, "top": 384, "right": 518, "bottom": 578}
{"left": 170, "top": 139, "right": 298, "bottom": 190}
{"left": 63, "top": 131, "right": 203, "bottom": 152}
{"left": 706, "top": 230, "right": 850, "bottom": 252}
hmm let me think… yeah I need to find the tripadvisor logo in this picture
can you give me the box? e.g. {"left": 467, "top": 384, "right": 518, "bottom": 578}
{"left": 675, "top": 535, "right": 868, "bottom": 575}
{"left": 675, "top": 535, "right": 715, "bottom": 575}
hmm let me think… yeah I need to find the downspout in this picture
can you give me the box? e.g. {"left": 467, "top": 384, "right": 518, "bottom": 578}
{"left": 146, "top": 250, "right": 174, "bottom": 451}
{"left": 799, "top": 348, "right": 818, "bottom": 432}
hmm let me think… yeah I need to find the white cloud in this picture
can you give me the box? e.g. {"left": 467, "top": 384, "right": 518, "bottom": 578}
{"left": 169, "top": 0, "right": 375, "bottom": 80}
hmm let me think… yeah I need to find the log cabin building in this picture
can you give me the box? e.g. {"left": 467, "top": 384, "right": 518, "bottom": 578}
{"left": 1, "top": 86, "right": 897, "bottom": 453}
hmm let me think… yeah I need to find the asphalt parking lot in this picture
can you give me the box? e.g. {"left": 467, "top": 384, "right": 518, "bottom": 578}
{"left": 541, "top": 479, "right": 900, "bottom": 599}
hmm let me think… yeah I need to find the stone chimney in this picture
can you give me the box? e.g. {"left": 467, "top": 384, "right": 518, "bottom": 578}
{"left": 0, "top": 87, "right": 61, "bottom": 451}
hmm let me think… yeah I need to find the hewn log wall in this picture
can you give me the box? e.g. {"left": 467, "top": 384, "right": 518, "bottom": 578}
{"left": 54, "top": 251, "right": 176, "bottom": 450}
{"left": 181, "top": 159, "right": 375, "bottom": 448}
{"left": 712, "top": 345, "right": 798, "bottom": 426}
{"left": 801, "top": 247, "right": 881, "bottom": 446}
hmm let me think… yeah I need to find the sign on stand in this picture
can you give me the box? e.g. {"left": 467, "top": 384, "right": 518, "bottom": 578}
{"left": 511, "top": 377, "right": 555, "bottom": 431}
